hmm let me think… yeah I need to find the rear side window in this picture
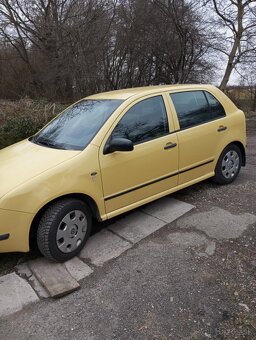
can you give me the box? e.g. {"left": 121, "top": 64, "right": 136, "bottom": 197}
{"left": 170, "top": 91, "right": 225, "bottom": 129}
{"left": 111, "top": 96, "right": 169, "bottom": 144}
{"left": 204, "top": 91, "right": 226, "bottom": 119}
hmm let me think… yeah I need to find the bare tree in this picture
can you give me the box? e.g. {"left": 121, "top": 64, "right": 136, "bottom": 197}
{"left": 104, "top": 0, "right": 213, "bottom": 89}
{"left": 0, "top": 0, "right": 216, "bottom": 100}
{"left": 237, "top": 62, "right": 256, "bottom": 111}
{"left": 0, "top": 0, "right": 114, "bottom": 99}
{"left": 204, "top": 0, "right": 256, "bottom": 91}
{"left": 152, "top": 0, "right": 213, "bottom": 84}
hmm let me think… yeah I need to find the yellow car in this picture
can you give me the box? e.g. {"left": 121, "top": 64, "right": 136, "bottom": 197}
{"left": 0, "top": 85, "right": 246, "bottom": 261}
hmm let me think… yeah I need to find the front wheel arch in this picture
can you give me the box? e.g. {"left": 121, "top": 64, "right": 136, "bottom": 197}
{"left": 29, "top": 193, "right": 100, "bottom": 249}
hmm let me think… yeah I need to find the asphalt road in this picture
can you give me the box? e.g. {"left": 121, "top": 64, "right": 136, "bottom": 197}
{"left": 0, "top": 121, "right": 255, "bottom": 340}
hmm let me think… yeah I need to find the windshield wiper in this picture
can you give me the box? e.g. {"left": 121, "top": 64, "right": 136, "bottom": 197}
{"left": 31, "top": 136, "right": 66, "bottom": 150}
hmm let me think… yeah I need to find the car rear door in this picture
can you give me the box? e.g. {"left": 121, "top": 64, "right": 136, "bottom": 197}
{"left": 168, "top": 90, "right": 229, "bottom": 185}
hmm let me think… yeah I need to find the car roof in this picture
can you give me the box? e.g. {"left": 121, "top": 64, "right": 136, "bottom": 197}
{"left": 86, "top": 84, "right": 216, "bottom": 100}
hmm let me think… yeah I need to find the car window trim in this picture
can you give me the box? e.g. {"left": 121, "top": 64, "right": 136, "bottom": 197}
{"left": 176, "top": 115, "right": 227, "bottom": 132}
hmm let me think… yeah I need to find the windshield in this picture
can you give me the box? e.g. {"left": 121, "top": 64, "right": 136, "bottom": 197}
{"left": 31, "top": 99, "right": 123, "bottom": 150}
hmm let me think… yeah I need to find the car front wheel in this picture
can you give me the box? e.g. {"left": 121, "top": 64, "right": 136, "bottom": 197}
{"left": 37, "top": 198, "right": 92, "bottom": 262}
{"left": 213, "top": 144, "right": 242, "bottom": 185}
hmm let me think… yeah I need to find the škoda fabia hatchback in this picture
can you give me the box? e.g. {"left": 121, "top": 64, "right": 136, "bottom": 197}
{"left": 0, "top": 85, "right": 246, "bottom": 261}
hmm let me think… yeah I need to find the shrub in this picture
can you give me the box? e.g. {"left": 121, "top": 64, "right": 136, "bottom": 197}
{"left": 0, "top": 98, "right": 68, "bottom": 149}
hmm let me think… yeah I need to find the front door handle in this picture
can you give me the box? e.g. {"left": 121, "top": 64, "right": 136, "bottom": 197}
{"left": 164, "top": 142, "right": 177, "bottom": 150}
{"left": 217, "top": 125, "right": 227, "bottom": 132}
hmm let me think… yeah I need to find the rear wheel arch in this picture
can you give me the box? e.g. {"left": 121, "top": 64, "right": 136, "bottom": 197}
{"left": 217, "top": 141, "right": 246, "bottom": 167}
{"left": 29, "top": 193, "right": 101, "bottom": 248}
{"left": 230, "top": 141, "right": 246, "bottom": 166}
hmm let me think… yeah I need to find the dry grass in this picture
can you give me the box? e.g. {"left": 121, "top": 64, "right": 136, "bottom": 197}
{"left": 227, "top": 88, "right": 256, "bottom": 114}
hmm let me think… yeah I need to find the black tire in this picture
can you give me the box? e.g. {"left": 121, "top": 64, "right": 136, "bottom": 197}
{"left": 213, "top": 144, "right": 242, "bottom": 185}
{"left": 37, "top": 198, "right": 92, "bottom": 262}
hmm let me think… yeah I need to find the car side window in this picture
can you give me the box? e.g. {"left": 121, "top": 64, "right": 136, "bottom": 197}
{"left": 170, "top": 91, "right": 226, "bottom": 130}
{"left": 111, "top": 96, "right": 169, "bottom": 144}
{"left": 204, "top": 91, "right": 226, "bottom": 119}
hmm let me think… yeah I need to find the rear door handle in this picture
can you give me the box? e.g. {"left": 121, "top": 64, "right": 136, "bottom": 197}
{"left": 217, "top": 125, "right": 227, "bottom": 132}
{"left": 164, "top": 142, "right": 177, "bottom": 150}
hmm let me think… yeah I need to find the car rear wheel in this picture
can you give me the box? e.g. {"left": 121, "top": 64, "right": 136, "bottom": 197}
{"left": 213, "top": 144, "right": 242, "bottom": 185}
{"left": 37, "top": 198, "right": 92, "bottom": 262}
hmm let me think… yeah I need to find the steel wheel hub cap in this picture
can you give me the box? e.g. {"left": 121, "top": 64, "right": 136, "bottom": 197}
{"left": 221, "top": 150, "right": 240, "bottom": 179}
{"left": 56, "top": 210, "right": 87, "bottom": 253}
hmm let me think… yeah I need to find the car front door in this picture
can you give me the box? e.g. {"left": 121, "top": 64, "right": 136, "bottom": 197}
{"left": 99, "top": 94, "right": 179, "bottom": 216}
{"left": 168, "top": 90, "right": 228, "bottom": 185}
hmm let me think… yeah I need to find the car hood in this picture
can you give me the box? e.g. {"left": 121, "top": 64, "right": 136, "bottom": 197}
{"left": 0, "top": 139, "right": 80, "bottom": 200}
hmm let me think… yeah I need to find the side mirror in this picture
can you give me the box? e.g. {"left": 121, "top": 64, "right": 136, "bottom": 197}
{"left": 104, "top": 138, "right": 134, "bottom": 155}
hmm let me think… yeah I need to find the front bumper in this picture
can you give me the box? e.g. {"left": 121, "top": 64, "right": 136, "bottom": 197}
{"left": 0, "top": 209, "right": 34, "bottom": 253}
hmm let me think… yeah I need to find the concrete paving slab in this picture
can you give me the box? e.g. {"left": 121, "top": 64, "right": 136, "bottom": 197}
{"left": 141, "top": 197, "right": 195, "bottom": 223}
{"left": 79, "top": 229, "right": 132, "bottom": 266}
{"left": 0, "top": 273, "right": 39, "bottom": 318}
{"left": 109, "top": 211, "right": 165, "bottom": 243}
{"left": 64, "top": 257, "right": 93, "bottom": 281}
{"left": 28, "top": 273, "right": 50, "bottom": 298}
{"left": 176, "top": 207, "right": 256, "bottom": 240}
{"left": 29, "top": 258, "right": 80, "bottom": 298}
{"left": 16, "top": 263, "right": 49, "bottom": 298}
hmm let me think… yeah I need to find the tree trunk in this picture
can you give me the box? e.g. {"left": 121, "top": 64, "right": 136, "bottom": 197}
{"left": 219, "top": 38, "right": 240, "bottom": 91}
{"left": 218, "top": 0, "right": 244, "bottom": 92}
{"left": 253, "top": 86, "right": 256, "bottom": 112}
